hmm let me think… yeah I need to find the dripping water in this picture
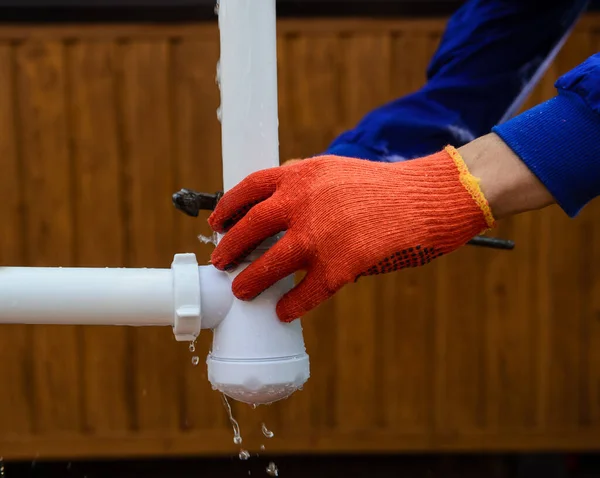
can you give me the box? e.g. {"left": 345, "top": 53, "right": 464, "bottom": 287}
{"left": 260, "top": 422, "right": 274, "bottom": 467}
{"left": 221, "top": 394, "right": 242, "bottom": 444}
{"left": 261, "top": 423, "right": 274, "bottom": 439}
{"left": 222, "top": 393, "right": 251, "bottom": 460}
{"left": 266, "top": 462, "right": 279, "bottom": 477}
{"left": 189, "top": 340, "right": 199, "bottom": 366}
{"left": 238, "top": 450, "right": 250, "bottom": 460}
{"left": 216, "top": 60, "right": 221, "bottom": 89}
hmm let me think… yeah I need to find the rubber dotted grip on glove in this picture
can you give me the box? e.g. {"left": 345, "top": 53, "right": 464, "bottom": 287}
{"left": 355, "top": 245, "right": 442, "bottom": 281}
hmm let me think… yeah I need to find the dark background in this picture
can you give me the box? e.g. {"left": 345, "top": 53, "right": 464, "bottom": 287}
{"left": 0, "top": 0, "right": 598, "bottom": 23}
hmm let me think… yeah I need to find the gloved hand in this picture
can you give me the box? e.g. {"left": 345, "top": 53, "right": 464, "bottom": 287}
{"left": 208, "top": 146, "right": 495, "bottom": 322}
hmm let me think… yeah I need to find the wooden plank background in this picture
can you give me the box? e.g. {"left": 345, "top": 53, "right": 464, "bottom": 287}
{"left": 0, "top": 15, "right": 600, "bottom": 459}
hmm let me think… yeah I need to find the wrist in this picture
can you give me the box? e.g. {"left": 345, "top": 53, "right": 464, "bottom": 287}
{"left": 492, "top": 92, "right": 600, "bottom": 218}
{"left": 458, "top": 133, "right": 555, "bottom": 220}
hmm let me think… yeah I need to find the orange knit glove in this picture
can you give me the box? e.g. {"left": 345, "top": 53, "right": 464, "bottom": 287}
{"left": 208, "top": 146, "right": 495, "bottom": 322}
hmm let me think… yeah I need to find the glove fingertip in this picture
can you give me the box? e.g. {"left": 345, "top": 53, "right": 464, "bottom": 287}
{"left": 207, "top": 212, "right": 222, "bottom": 233}
{"left": 231, "top": 275, "right": 260, "bottom": 302}
{"left": 276, "top": 300, "right": 301, "bottom": 323}
{"left": 210, "top": 249, "right": 236, "bottom": 272}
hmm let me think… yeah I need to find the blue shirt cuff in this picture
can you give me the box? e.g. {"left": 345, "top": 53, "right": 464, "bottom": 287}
{"left": 492, "top": 91, "right": 600, "bottom": 217}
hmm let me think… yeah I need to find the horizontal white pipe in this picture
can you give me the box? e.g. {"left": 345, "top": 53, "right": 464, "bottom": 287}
{"left": 0, "top": 267, "right": 174, "bottom": 326}
{"left": 218, "top": 0, "right": 280, "bottom": 192}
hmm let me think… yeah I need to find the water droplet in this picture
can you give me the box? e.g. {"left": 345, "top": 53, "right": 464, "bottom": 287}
{"left": 222, "top": 394, "right": 243, "bottom": 445}
{"left": 198, "top": 233, "right": 218, "bottom": 246}
{"left": 251, "top": 403, "right": 257, "bottom": 409}
{"left": 216, "top": 106, "right": 222, "bottom": 122}
{"left": 239, "top": 450, "right": 250, "bottom": 460}
{"left": 191, "top": 356, "right": 200, "bottom": 366}
{"left": 214, "top": 0, "right": 219, "bottom": 15}
{"left": 266, "top": 462, "right": 279, "bottom": 476}
{"left": 188, "top": 341, "right": 196, "bottom": 353}
{"left": 261, "top": 423, "right": 274, "bottom": 438}
{"left": 260, "top": 444, "right": 265, "bottom": 451}
{"left": 0, "top": 456, "right": 4, "bottom": 478}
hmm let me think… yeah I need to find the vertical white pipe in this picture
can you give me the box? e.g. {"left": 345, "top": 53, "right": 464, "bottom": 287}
{"left": 218, "top": 0, "right": 280, "bottom": 192}
{"left": 209, "top": 1, "right": 310, "bottom": 405}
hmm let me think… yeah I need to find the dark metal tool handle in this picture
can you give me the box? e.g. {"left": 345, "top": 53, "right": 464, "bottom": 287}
{"left": 172, "top": 189, "right": 223, "bottom": 217}
{"left": 172, "top": 189, "right": 515, "bottom": 251}
{"left": 467, "top": 236, "right": 515, "bottom": 250}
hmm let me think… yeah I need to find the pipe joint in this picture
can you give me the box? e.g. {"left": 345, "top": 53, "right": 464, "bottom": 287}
{"left": 171, "top": 253, "right": 202, "bottom": 342}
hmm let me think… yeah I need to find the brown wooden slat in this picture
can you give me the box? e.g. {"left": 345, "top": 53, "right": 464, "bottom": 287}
{"left": 0, "top": 43, "right": 34, "bottom": 437}
{"left": 120, "top": 40, "right": 181, "bottom": 432}
{"left": 391, "top": 30, "right": 441, "bottom": 96}
{"left": 67, "top": 40, "right": 132, "bottom": 434}
{"left": 546, "top": 208, "right": 587, "bottom": 430}
{"left": 286, "top": 34, "right": 342, "bottom": 154}
{"left": 339, "top": 34, "right": 393, "bottom": 125}
{"left": 16, "top": 40, "right": 83, "bottom": 434}
{"left": 489, "top": 213, "right": 547, "bottom": 430}
{"left": 433, "top": 249, "right": 489, "bottom": 432}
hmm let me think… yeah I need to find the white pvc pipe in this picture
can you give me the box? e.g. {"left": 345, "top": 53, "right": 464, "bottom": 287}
{"left": 218, "top": 0, "right": 280, "bottom": 192}
{"left": 207, "top": 1, "right": 310, "bottom": 405}
{"left": 0, "top": 267, "right": 173, "bottom": 326}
